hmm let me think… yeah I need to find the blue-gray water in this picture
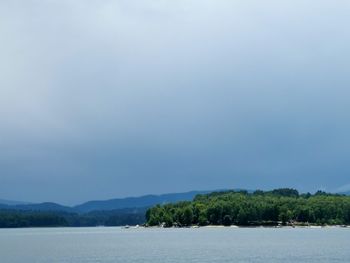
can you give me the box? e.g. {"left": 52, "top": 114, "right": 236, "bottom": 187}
{"left": 0, "top": 227, "right": 349, "bottom": 262}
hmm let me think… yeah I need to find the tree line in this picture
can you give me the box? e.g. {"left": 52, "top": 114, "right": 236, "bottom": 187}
{"left": 0, "top": 208, "right": 147, "bottom": 228}
{"left": 146, "top": 189, "right": 350, "bottom": 227}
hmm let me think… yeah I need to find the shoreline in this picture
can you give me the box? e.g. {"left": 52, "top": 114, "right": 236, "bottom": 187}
{"left": 0, "top": 224, "right": 349, "bottom": 230}
{"left": 142, "top": 224, "right": 350, "bottom": 230}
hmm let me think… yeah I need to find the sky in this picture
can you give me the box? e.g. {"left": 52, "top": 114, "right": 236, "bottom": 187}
{"left": 1, "top": 0, "right": 350, "bottom": 205}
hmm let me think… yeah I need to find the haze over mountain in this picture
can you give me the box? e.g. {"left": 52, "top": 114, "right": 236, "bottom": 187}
{"left": 1, "top": 188, "right": 348, "bottom": 215}
{"left": 74, "top": 190, "right": 212, "bottom": 213}
{"left": 1, "top": 1, "right": 350, "bottom": 204}
{"left": 0, "top": 199, "right": 31, "bottom": 206}
{"left": 0, "top": 202, "right": 74, "bottom": 213}
{"left": 0, "top": 191, "right": 212, "bottom": 213}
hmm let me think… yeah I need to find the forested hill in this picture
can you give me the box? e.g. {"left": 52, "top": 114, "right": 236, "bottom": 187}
{"left": 146, "top": 189, "right": 350, "bottom": 227}
{"left": 74, "top": 191, "right": 211, "bottom": 213}
{"left": 0, "top": 191, "right": 211, "bottom": 228}
{"left": 0, "top": 191, "right": 212, "bottom": 213}
{"left": 0, "top": 207, "right": 148, "bottom": 228}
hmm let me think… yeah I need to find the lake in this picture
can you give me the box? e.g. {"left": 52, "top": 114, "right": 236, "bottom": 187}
{"left": 0, "top": 227, "right": 349, "bottom": 262}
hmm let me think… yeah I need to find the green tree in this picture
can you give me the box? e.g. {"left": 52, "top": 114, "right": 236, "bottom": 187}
{"left": 223, "top": 215, "right": 232, "bottom": 226}
{"left": 182, "top": 207, "right": 193, "bottom": 226}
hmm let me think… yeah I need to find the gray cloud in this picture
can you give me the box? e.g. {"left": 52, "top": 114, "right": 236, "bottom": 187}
{"left": 1, "top": 0, "right": 350, "bottom": 204}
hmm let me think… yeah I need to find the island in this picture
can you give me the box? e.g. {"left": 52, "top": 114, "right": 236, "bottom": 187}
{"left": 146, "top": 189, "right": 350, "bottom": 227}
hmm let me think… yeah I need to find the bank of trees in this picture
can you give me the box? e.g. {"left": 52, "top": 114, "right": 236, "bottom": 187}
{"left": 146, "top": 189, "right": 350, "bottom": 227}
{"left": 0, "top": 208, "right": 147, "bottom": 228}
{"left": 0, "top": 211, "right": 68, "bottom": 228}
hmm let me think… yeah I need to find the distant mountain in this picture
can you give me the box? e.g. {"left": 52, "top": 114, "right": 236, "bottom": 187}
{"left": 0, "top": 199, "right": 31, "bottom": 206}
{"left": 340, "top": 191, "right": 350, "bottom": 196}
{"left": 0, "top": 189, "right": 254, "bottom": 227}
{"left": 0, "top": 190, "right": 239, "bottom": 214}
{"left": 74, "top": 191, "right": 212, "bottom": 213}
{"left": 2, "top": 202, "right": 74, "bottom": 213}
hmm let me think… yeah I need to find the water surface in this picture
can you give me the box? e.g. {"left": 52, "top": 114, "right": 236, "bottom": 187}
{"left": 0, "top": 227, "right": 349, "bottom": 262}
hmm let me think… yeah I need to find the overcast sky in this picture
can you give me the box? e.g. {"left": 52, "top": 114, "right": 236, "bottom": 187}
{"left": 1, "top": 0, "right": 350, "bottom": 205}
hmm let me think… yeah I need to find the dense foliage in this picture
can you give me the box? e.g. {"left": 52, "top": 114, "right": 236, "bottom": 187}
{"left": 0, "top": 211, "right": 68, "bottom": 228}
{"left": 0, "top": 208, "right": 147, "bottom": 228}
{"left": 146, "top": 189, "right": 350, "bottom": 227}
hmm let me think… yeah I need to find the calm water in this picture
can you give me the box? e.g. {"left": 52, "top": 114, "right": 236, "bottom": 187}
{"left": 0, "top": 227, "right": 349, "bottom": 262}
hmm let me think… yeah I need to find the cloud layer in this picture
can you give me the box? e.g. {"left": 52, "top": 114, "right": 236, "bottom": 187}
{"left": 1, "top": 0, "right": 350, "bottom": 204}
